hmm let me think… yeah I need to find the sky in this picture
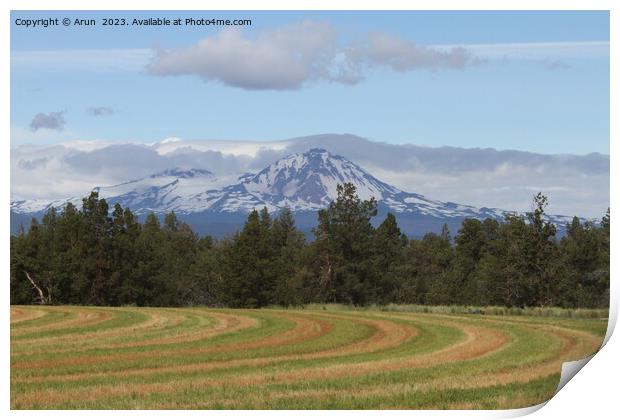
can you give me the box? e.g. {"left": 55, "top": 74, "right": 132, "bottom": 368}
{"left": 10, "top": 10, "right": 610, "bottom": 155}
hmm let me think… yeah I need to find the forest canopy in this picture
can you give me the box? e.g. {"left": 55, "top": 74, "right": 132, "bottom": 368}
{"left": 10, "top": 184, "right": 610, "bottom": 309}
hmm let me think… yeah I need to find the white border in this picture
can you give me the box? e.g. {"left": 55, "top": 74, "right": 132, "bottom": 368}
{"left": 2, "top": 1, "right": 616, "bottom": 419}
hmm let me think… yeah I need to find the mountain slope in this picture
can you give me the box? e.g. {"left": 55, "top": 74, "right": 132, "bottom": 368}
{"left": 188, "top": 149, "right": 511, "bottom": 221}
{"left": 188, "top": 148, "right": 400, "bottom": 213}
{"left": 11, "top": 148, "right": 577, "bottom": 235}
{"left": 94, "top": 168, "right": 217, "bottom": 214}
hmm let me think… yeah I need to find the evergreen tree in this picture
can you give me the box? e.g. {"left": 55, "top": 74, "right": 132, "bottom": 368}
{"left": 110, "top": 205, "right": 141, "bottom": 305}
{"left": 477, "top": 194, "right": 560, "bottom": 308}
{"left": 8, "top": 190, "right": 610, "bottom": 310}
{"left": 372, "top": 213, "right": 407, "bottom": 303}
{"left": 270, "top": 207, "right": 307, "bottom": 306}
{"left": 189, "top": 236, "right": 228, "bottom": 306}
{"left": 130, "top": 213, "right": 165, "bottom": 305}
{"left": 160, "top": 212, "right": 200, "bottom": 306}
{"left": 10, "top": 217, "right": 56, "bottom": 304}
{"left": 72, "top": 192, "right": 113, "bottom": 305}
{"left": 558, "top": 212, "right": 610, "bottom": 307}
{"left": 312, "top": 183, "right": 378, "bottom": 304}
{"left": 448, "top": 219, "right": 500, "bottom": 305}
{"left": 222, "top": 209, "right": 276, "bottom": 307}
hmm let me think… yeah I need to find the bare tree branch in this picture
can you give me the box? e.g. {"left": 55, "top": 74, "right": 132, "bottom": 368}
{"left": 23, "top": 270, "right": 51, "bottom": 305}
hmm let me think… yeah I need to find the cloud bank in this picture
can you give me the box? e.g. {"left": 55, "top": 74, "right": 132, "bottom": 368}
{"left": 10, "top": 134, "right": 609, "bottom": 218}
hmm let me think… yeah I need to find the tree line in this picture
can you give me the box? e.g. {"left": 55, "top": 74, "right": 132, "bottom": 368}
{"left": 10, "top": 183, "right": 610, "bottom": 309}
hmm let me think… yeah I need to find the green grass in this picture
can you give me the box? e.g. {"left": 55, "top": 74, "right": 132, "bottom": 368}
{"left": 10, "top": 305, "right": 606, "bottom": 409}
{"left": 281, "top": 303, "right": 609, "bottom": 319}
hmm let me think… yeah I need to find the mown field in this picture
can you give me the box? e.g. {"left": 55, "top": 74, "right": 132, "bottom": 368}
{"left": 10, "top": 305, "right": 607, "bottom": 409}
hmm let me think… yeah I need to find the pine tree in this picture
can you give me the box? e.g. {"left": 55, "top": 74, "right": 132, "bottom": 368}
{"left": 477, "top": 194, "right": 560, "bottom": 308}
{"left": 558, "top": 210, "right": 610, "bottom": 308}
{"left": 447, "top": 218, "right": 502, "bottom": 305}
{"left": 109, "top": 205, "right": 140, "bottom": 305}
{"left": 11, "top": 217, "right": 55, "bottom": 304}
{"left": 312, "top": 183, "right": 378, "bottom": 304}
{"left": 129, "top": 213, "right": 164, "bottom": 305}
{"left": 525, "top": 193, "right": 559, "bottom": 307}
{"left": 271, "top": 207, "right": 306, "bottom": 306}
{"left": 223, "top": 209, "right": 276, "bottom": 307}
{"left": 372, "top": 213, "right": 407, "bottom": 303}
{"left": 8, "top": 189, "right": 610, "bottom": 310}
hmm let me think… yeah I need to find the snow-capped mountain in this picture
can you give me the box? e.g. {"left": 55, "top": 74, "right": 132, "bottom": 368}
{"left": 242, "top": 148, "right": 401, "bottom": 209}
{"left": 10, "top": 148, "right": 578, "bottom": 236}
{"left": 186, "top": 149, "right": 511, "bottom": 220}
{"left": 10, "top": 168, "right": 218, "bottom": 215}
{"left": 93, "top": 168, "right": 217, "bottom": 214}
{"left": 186, "top": 148, "right": 402, "bottom": 213}
{"left": 10, "top": 197, "right": 83, "bottom": 215}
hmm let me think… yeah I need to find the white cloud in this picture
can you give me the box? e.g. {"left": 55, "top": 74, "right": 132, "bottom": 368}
{"left": 351, "top": 33, "right": 479, "bottom": 72}
{"left": 147, "top": 20, "right": 339, "bottom": 90}
{"left": 146, "top": 20, "right": 481, "bottom": 90}
{"left": 152, "top": 138, "right": 292, "bottom": 157}
{"left": 11, "top": 37, "right": 608, "bottom": 88}
{"left": 370, "top": 165, "right": 606, "bottom": 219}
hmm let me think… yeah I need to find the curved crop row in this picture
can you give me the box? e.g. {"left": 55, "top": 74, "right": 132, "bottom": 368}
{"left": 10, "top": 305, "right": 605, "bottom": 409}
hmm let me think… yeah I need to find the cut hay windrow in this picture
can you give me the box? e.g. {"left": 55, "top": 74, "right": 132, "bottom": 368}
{"left": 10, "top": 305, "right": 606, "bottom": 409}
{"left": 10, "top": 307, "right": 46, "bottom": 324}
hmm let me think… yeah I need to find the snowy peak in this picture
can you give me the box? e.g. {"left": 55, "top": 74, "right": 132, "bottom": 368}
{"left": 197, "top": 148, "right": 514, "bottom": 218}
{"left": 239, "top": 148, "right": 401, "bottom": 210}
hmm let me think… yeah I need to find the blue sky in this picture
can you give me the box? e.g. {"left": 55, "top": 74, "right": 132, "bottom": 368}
{"left": 10, "top": 10, "right": 610, "bottom": 154}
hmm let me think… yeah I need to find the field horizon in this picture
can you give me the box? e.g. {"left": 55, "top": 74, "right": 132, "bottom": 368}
{"left": 10, "top": 304, "right": 607, "bottom": 409}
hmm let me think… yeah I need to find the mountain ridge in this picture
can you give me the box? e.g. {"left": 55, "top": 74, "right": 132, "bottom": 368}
{"left": 10, "top": 147, "right": 582, "bottom": 236}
